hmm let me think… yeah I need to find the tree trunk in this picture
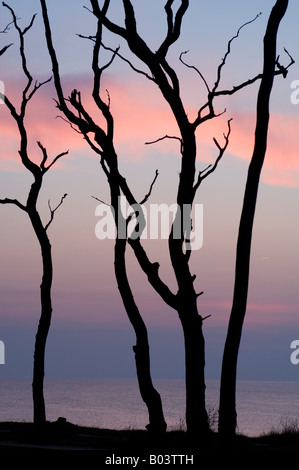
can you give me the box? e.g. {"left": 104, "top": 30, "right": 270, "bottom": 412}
{"left": 114, "top": 237, "right": 167, "bottom": 433}
{"left": 133, "top": 342, "right": 167, "bottom": 433}
{"left": 180, "top": 309, "right": 209, "bottom": 435}
{"left": 169, "top": 126, "right": 209, "bottom": 435}
{"left": 218, "top": 0, "right": 289, "bottom": 436}
{"left": 41, "top": 0, "right": 166, "bottom": 432}
{"left": 30, "top": 209, "right": 53, "bottom": 426}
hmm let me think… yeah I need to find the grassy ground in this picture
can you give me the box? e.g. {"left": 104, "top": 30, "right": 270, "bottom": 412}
{"left": 0, "top": 418, "right": 298, "bottom": 465}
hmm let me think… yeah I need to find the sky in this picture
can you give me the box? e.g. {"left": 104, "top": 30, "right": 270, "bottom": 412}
{"left": 0, "top": 0, "right": 298, "bottom": 385}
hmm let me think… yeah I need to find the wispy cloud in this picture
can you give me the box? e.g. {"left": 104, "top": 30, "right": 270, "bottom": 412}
{"left": 2, "top": 76, "right": 298, "bottom": 187}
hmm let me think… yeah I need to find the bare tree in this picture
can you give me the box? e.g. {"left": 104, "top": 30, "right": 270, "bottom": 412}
{"left": 40, "top": 0, "right": 167, "bottom": 433}
{"left": 0, "top": 3, "right": 68, "bottom": 426}
{"left": 88, "top": 0, "right": 287, "bottom": 436}
{"left": 40, "top": 0, "right": 290, "bottom": 436}
{"left": 218, "top": 0, "right": 293, "bottom": 436}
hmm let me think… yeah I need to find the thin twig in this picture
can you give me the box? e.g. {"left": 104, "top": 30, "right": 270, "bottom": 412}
{"left": 77, "top": 34, "right": 120, "bottom": 74}
{"left": 202, "top": 314, "right": 211, "bottom": 321}
{"left": 100, "top": 42, "right": 154, "bottom": 81}
{"left": 45, "top": 150, "right": 69, "bottom": 172}
{"left": 44, "top": 194, "right": 67, "bottom": 231}
{"left": 3, "top": 3, "right": 37, "bottom": 98}
{"left": 214, "top": 48, "right": 294, "bottom": 97}
{"left": 179, "top": 50, "right": 210, "bottom": 93}
{"left": 275, "top": 47, "right": 295, "bottom": 78}
{"left": 37, "top": 141, "right": 48, "bottom": 170}
{"left": 212, "top": 12, "right": 262, "bottom": 94}
{"left": 0, "top": 43, "right": 13, "bottom": 56}
{"left": 92, "top": 195, "right": 111, "bottom": 206}
{"left": 194, "top": 118, "right": 232, "bottom": 192}
{"left": 191, "top": 13, "right": 262, "bottom": 129}
{"left": 145, "top": 135, "right": 182, "bottom": 146}
{"left": 0, "top": 19, "right": 14, "bottom": 34}
{"left": 27, "top": 77, "right": 52, "bottom": 102}
{"left": 140, "top": 170, "right": 159, "bottom": 205}
{"left": 55, "top": 115, "right": 82, "bottom": 134}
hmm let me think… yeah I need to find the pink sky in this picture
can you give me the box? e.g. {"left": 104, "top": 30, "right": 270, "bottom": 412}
{"left": 0, "top": 0, "right": 298, "bottom": 382}
{"left": 1, "top": 78, "right": 299, "bottom": 187}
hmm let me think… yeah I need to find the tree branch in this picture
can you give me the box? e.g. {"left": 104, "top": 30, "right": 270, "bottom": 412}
{"left": 212, "top": 12, "right": 262, "bottom": 94}
{"left": 192, "top": 47, "right": 293, "bottom": 130}
{"left": 145, "top": 134, "right": 183, "bottom": 150}
{"left": 275, "top": 47, "right": 294, "bottom": 77}
{"left": 90, "top": 0, "right": 128, "bottom": 40}
{"left": 157, "top": 0, "right": 189, "bottom": 58}
{"left": 92, "top": 195, "right": 111, "bottom": 206}
{"left": 3, "top": 3, "right": 37, "bottom": 108}
{"left": 40, "top": 0, "right": 92, "bottom": 135}
{"left": 179, "top": 50, "right": 210, "bottom": 94}
{"left": 0, "top": 197, "right": 27, "bottom": 211}
{"left": 139, "top": 170, "right": 159, "bottom": 205}
{"left": 193, "top": 118, "right": 232, "bottom": 192}
{"left": 190, "top": 13, "right": 262, "bottom": 129}
{"left": 44, "top": 150, "right": 69, "bottom": 172}
{"left": 100, "top": 42, "right": 154, "bottom": 81}
{"left": 77, "top": 34, "right": 121, "bottom": 77}
{"left": 37, "top": 141, "right": 69, "bottom": 173}
{"left": 0, "top": 42, "right": 12, "bottom": 56}
{"left": 128, "top": 237, "right": 177, "bottom": 309}
{"left": 0, "top": 18, "right": 13, "bottom": 34}
{"left": 27, "top": 77, "right": 52, "bottom": 101}
{"left": 213, "top": 47, "right": 294, "bottom": 98}
{"left": 55, "top": 115, "right": 82, "bottom": 134}
{"left": 90, "top": 16, "right": 114, "bottom": 141}
{"left": 44, "top": 193, "right": 67, "bottom": 231}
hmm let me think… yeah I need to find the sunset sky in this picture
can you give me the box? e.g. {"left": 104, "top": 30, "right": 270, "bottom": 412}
{"left": 0, "top": 0, "right": 298, "bottom": 383}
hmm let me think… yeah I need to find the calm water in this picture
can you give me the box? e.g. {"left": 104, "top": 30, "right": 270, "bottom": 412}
{"left": 1, "top": 378, "right": 299, "bottom": 437}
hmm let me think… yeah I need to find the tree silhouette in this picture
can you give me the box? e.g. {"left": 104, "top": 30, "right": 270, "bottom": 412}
{"left": 40, "top": 0, "right": 167, "bottom": 433}
{"left": 0, "top": 3, "right": 68, "bottom": 426}
{"left": 89, "top": 0, "right": 282, "bottom": 435}
{"left": 40, "top": 0, "right": 292, "bottom": 436}
{"left": 219, "top": 0, "right": 293, "bottom": 436}
{"left": 42, "top": 0, "right": 225, "bottom": 435}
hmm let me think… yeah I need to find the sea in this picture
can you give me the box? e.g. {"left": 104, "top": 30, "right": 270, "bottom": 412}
{"left": 1, "top": 378, "right": 299, "bottom": 437}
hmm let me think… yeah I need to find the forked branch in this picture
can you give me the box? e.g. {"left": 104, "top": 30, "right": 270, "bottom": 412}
{"left": 213, "top": 13, "right": 262, "bottom": 94}
{"left": 212, "top": 47, "right": 294, "bottom": 97}
{"left": 100, "top": 42, "right": 154, "bottom": 81}
{"left": 37, "top": 141, "right": 69, "bottom": 173}
{"left": 193, "top": 118, "right": 232, "bottom": 192}
{"left": 44, "top": 194, "right": 68, "bottom": 231}
{"left": 3, "top": 3, "right": 36, "bottom": 98}
{"left": 157, "top": 0, "right": 189, "bottom": 58}
{"left": 0, "top": 18, "right": 13, "bottom": 34}
{"left": 186, "top": 13, "right": 293, "bottom": 129}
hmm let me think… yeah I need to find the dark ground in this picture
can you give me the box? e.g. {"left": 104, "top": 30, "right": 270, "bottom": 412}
{"left": 0, "top": 419, "right": 298, "bottom": 466}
